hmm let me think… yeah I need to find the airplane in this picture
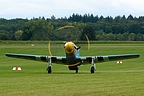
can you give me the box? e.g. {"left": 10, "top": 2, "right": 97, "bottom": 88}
{"left": 5, "top": 41, "right": 140, "bottom": 74}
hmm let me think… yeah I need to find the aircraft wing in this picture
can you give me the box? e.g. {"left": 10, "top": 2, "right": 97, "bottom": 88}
{"left": 5, "top": 53, "right": 67, "bottom": 64}
{"left": 5, "top": 53, "right": 140, "bottom": 65}
{"left": 80, "top": 54, "right": 140, "bottom": 64}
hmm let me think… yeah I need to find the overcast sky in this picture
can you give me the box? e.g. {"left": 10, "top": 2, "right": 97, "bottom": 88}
{"left": 0, "top": 0, "right": 144, "bottom": 19}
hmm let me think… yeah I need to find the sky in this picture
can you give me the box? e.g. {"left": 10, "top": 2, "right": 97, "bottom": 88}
{"left": 0, "top": 0, "right": 144, "bottom": 19}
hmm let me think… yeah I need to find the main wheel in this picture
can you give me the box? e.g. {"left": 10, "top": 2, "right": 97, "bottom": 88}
{"left": 91, "top": 66, "right": 94, "bottom": 73}
{"left": 48, "top": 66, "right": 52, "bottom": 73}
{"left": 76, "top": 69, "right": 78, "bottom": 73}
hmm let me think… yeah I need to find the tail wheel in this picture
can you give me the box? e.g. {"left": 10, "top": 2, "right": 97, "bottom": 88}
{"left": 76, "top": 67, "right": 79, "bottom": 73}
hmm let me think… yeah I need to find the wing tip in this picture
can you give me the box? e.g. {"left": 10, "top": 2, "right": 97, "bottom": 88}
{"left": 5, "top": 53, "right": 11, "bottom": 56}
{"left": 130, "top": 54, "right": 140, "bottom": 58}
{"left": 136, "top": 54, "right": 140, "bottom": 58}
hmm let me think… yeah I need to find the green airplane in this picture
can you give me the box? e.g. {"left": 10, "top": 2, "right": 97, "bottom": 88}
{"left": 5, "top": 41, "right": 140, "bottom": 73}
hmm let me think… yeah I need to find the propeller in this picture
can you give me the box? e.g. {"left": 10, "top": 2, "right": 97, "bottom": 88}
{"left": 58, "top": 25, "right": 90, "bottom": 50}
{"left": 47, "top": 26, "right": 90, "bottom": 56}
{"left": 48, "top": 26, "right": 75, "bottom": 56}
{"left": 85, "top": 35, "right": 90, "bottom": 50}
{"left": 58, "top": 25, "right": 75, "bottom": 30}
{"left": 48, "top": 41, "right": 53, "bottom": 56}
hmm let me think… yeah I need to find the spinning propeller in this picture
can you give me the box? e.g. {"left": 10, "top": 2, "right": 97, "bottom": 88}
{"left": 48, "top": 41, "right": 53, "bottom": 56}
{"left": 47, "top": 25, "right": 91, "bottom": 56}
{"left": 85, "top": 35, "right": 90, "bottom": 50}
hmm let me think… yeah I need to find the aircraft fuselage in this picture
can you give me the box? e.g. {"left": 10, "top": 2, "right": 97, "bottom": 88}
{"left": 64, "top": 42, "right": 81, "bottom": 67}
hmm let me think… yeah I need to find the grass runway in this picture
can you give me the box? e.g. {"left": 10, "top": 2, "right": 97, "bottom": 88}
{"left": 0, "top": 41, "right": 144, "bottom": 96}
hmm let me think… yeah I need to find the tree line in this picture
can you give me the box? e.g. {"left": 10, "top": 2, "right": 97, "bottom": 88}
{"left": 0, "top": 13, "right": 144, "bottom": 41}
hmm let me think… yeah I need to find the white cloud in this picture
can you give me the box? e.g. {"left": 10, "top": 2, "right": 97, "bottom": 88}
{"left": 0, "top": 0, "right": 144, "bottom": 19}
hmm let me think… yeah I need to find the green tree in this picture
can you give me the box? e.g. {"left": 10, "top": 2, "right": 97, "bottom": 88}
{"left": 128, "top": 33, "right": 136, "bottom": 41}
{"left": 116, "top": 33, "right": 124, "bottom": 41}
{"left": 22, "top": 19, "right": 49, "bottom": 40}
{"left": 107, "top": 33, "right": 116, "bottom": 40}
{"left": 0, "top": 30, "right": 9, "bottom": 40}
{"left": 80, "top": 25, "right": 95, "bottom": 40}
{"left": 15, "top": 30, "right": 23, "bottom": 40}
{"left": 123, "top": 32, "right": 129, "bottom": 41}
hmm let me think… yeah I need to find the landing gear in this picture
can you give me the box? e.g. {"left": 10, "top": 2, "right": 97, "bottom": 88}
{"left": 47, "top": 58, "right": 52, "bottom": 74}
{"left": 76, "top": 67, "right": 79, "bottom": 73}
{"left": 90, "top": 58, "right": 96, "bottom": 74}
{"left": 47, "top": 66, "right": 52, "bottom": 73}
{"left": 68, "top": 66, "right": 79, "bottom": 73}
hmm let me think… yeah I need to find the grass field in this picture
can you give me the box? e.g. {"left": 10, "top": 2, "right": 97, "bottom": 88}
{"left": 0, "top": 41, "right": 144, "bottom": 96}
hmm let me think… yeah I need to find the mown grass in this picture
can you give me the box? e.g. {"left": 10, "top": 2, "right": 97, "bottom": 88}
{"left": 0, "top": 42, "right": 144, "bottom": 96}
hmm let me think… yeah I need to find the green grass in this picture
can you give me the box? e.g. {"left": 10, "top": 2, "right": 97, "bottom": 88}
{"left": 0, "top": 42, "right": 144, "bottom": 96}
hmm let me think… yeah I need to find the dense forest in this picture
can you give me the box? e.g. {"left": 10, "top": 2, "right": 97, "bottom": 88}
{"left": 0, "top": 13, "right": 144, "bottom": 41}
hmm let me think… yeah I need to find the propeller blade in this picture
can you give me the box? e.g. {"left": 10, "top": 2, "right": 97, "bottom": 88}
{"left": 85, "top": 35, "right": 90, "bottom": 50}
{"left": 48, "top": 41, "right": 53, "bottom": 56}
{"left": 58, "top": 26, "right": 75, "bottom": 30}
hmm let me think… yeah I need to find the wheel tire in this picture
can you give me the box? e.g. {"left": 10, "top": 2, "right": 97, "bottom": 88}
{"left": 48, "top": 66, "right": 52, "bottom": 73}
{"left": 76, "top": 67, "right": 79, "bottom": 73}
{"left": 91, "top": 66, "right": 94, "bottom": 73}
{"left": 76, "top": 69, "right": 78, "bottom": 73}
